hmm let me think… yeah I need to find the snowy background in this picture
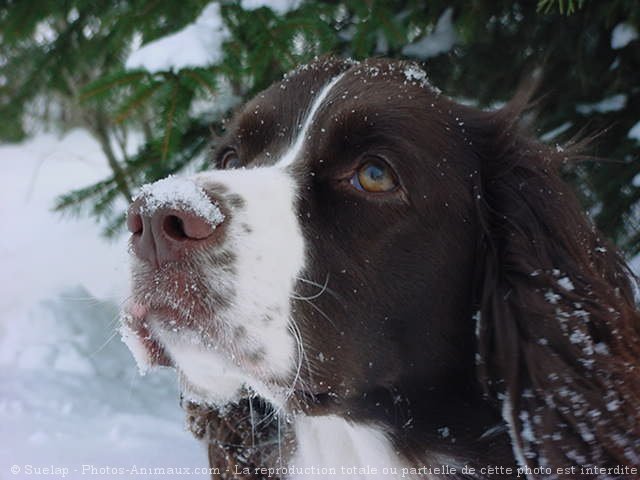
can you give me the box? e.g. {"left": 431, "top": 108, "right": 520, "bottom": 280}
{"left": 0, "top": 131, "right": 209, "bottom": 478}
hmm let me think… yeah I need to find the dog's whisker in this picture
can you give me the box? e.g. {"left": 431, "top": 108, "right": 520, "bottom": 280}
{"left": 277, "top": 410, "right": 283, "bottom": 467}
{"left": 90, "top": 327, "right": 121, "bottom": 357}
{"left": 283, "top": 315, "right": 307, "bottom": 406}
{"left": 294, "top": 296, "right": 339, "bottom": 331}
{"left": 295, "top": 273, "right": 341, "bottom": 300}
{"left": 88, "top": 310, "right": 128, "bottom": 358}
{"left": 253, "top": 316, "right": 307, "bottom": 430}
{"left": 249, "top": 393, "right": 256, "bottom": 449}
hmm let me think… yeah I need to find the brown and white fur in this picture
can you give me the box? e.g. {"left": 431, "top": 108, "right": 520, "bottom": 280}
{"left": 121, "top": 57, "right": 640, "bottom": 479}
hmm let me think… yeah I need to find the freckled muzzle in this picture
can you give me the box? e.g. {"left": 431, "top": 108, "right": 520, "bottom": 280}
{"left": 127, "top": 177, "right": 228, "bottom": 267}
{"left": 121, "top": 166, "right": 305, "bottom": 405}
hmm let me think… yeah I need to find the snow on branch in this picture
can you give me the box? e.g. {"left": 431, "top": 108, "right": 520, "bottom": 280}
{"left": 125, "top": 3, "right": 229, "bottom": 73}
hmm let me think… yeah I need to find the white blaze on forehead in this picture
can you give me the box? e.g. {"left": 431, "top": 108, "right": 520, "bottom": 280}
{"left": 135, "top": 175, "right": 225, "bottom": 226}
{"left": 277, "top": 72, "right": 346, "bottom": 168}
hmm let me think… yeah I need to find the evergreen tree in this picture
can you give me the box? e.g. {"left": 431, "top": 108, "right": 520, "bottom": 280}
{"left": 1, "top": 1, "right": 638, "bottom": 254}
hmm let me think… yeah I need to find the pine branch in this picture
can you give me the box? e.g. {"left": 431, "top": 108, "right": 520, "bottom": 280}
{"left": 161, "top": 79, "right": 180, "bottom": 162}
{"left": 537, "top": 0, "right": 586, "bottom": 15}
{"left": 181, "top": 69, "right": 219, "bottom": 96}
{"left": 93, "top": 111, "right": 133, "bottom": 201}
{"left": 80, "top": 70, "right": 148, "bottom": 101}
{"left": 53, "top": 177, "right": 117, "bottom": 215}
{"left": 101, "top": 211, "right": 128, "bottom": 238}
{"left": 114, "top": 80, "right": 163, "bottom": 123}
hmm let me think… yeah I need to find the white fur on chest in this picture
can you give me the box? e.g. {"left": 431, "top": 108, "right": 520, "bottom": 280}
{"left": 290, "top": 415, "right": 414, "bottom": 480}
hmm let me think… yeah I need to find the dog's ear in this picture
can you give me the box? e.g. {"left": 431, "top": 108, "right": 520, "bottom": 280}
{"left": 471, "top": 103, "right": 640, "bottom": 472}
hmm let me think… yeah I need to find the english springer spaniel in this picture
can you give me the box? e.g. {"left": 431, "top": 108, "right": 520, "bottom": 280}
{"left": 121, "top": 57, "right": 640, "bottom": 479}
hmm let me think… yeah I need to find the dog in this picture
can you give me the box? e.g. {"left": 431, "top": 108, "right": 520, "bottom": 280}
{"left": 120, "top": 57, "right": 640, "bottom": 479}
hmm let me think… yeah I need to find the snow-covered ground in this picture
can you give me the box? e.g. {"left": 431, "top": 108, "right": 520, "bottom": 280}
{"left": 0, "top": 131, "right": 208, "bottom": 479}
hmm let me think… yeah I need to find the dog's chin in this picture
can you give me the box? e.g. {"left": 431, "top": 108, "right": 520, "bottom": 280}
{"left": 120, "top": 301, "right": 291, "bottom": 408}
{"left": 160, "top": 329, "right": 290, "bottom": 408}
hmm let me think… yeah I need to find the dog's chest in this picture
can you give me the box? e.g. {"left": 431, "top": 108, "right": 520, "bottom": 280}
{"left": 290, "top": 415, "right": 423, "bottom": 480}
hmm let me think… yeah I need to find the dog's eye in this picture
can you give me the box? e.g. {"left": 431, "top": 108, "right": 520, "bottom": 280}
{"left": 220, "top": 149, "right": 241, "bottom": 169}
{"left": 350, "top": 157, "right": 398, "bottom": 193}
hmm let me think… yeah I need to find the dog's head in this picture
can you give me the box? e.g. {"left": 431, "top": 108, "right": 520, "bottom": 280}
{"left": 121, "top": 57, "right": 640, "bottom": 470}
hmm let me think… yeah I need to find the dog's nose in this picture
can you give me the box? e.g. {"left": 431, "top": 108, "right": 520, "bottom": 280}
{"left": 127, "top": 196, "right": 226, "bottom": 266}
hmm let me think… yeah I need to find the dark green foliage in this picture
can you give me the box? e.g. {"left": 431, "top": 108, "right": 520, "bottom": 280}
{"left": 537, "top": 0, "right": 586, "bottom": 15}
{"left": 1, "top": 1, "right": 639, "bottom": 255}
